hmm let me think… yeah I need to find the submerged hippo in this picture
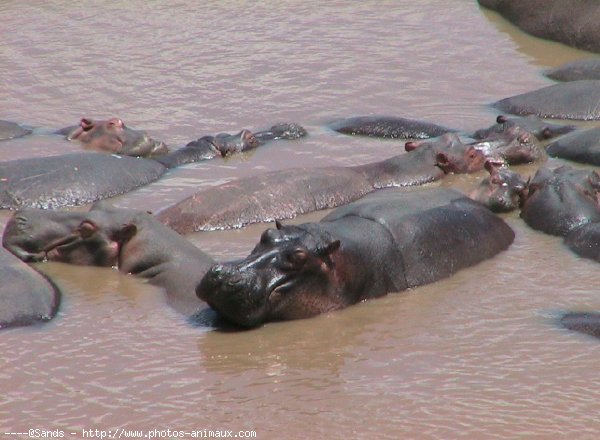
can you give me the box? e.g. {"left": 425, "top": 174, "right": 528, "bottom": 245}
{"left": 520, "top": 166, "right": 600, "bottom": 237}
{"left": 0, "top": 246, "right": 60, "bottom": 329}
{"left": 3, "top": 202, "right": 214, "bottom": 315}
{"left": 478, "top": 0, "right": 600, "bottom": 53}
{"left": 327, "top": 115, "right": 455, "bottom": 139}
{"left": 494, "top": 81, "right": 600, "bottom": 120}
{"left": 197, "top": 187, "right": 514, "bottom": 327}
{"left": 156, "top": 133, "right": 486, "bottom": 233}
{"left": 0, "top": 123, "right": 306, "bottom": 209}
{"left": 559, "top": 312, "right": 600, "bottom": 339}
{"left": 545, "top": 59, "right": 600, "bottom": 82}
{"left": 546, "top": 127, "right": 600, "bottom": 166}
{"left": 471, "top": 115, "right": 575, "bottom": 141}
{"left": 0, "top": 120, "right": 32, "bottom": 141}
{"left": 56, "top": 117, "right": 168, "bottom": 157}
{"left": 469, "top": 161, "right": 529, "bottom": 212}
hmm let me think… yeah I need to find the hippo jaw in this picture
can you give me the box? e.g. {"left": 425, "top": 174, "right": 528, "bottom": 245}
{"left": 197, "top": 224, "right": 342, "bottom": 328}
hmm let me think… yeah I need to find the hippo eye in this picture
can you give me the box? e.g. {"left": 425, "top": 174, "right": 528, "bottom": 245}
{"left": 282, "top": 249, "right": 308, "bottom": 270}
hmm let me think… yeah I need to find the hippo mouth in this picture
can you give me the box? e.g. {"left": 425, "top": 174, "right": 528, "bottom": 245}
{"left": 40, "top": 232, "right": 85, "bottom": 262}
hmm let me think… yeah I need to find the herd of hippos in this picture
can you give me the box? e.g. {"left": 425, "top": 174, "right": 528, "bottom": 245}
{"left": 5, "top": 0, "right": 600, "bottom": 338}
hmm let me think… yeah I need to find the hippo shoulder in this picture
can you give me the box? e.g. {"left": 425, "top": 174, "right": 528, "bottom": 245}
{"left": 0, "top": 247, "right": 60, "bottom": 328}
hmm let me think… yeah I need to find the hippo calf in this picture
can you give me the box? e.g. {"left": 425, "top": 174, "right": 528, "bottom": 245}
{"left": 472, "top": 115, "right": 575, "bottom": 141}
{"left": 3, "top": 202, "right": 214, "bottom": 315}
{"left": 197, "top": 188, "right": 515, "bottom": 327}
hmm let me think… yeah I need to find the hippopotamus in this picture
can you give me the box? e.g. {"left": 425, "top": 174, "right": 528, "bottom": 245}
{"left": 197, "top": 187, "right": 514, "bottom": 327}
{"left": 546, "top": 127, "right": 600, "bottom": 166}
{"left": 327, "top": 116, "right": 455, "bottom": 139}
{"left": 520, "top": 166, "right": 600, "bottom": 237}
{"left": 407, "top": 125, "right": 544, "bottom": 166}
{"left": 493, "top": 81, "right": 600, "bottom": 120}
{"left": 478, "top": 0, "right": 600, "bottom": 53}
{"left": 0, "top": 246, "right": 60, "bottom": 329}
{"left": 3, "top": 202, "right": 214, "bottom": 315}
{"left": 559, "top": 312, "right": 600, "bottom": 339}
{"left": 471, "top": 115, "right": 575, "bottom": 141}
{"left": 56, "top": 117, "right": 168, "bottom": 157}
{"left": 0, "top": 120, "right": 32, "bottom": 141}
{"left": 545, "top": 59, "right": 600, "bottom": 82}
{"left": 156, "top": 133, "right": 487, "bottom": 233}
{"left": 0, "top": 122, "right": 306, "bottom": 209}
{"left": 469, "top": 161, "right": 529, "bottom": 212}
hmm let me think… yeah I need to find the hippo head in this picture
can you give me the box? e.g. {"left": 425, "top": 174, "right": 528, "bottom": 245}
{"left": 473, "top": 115, "right": 575, "bottom": 141}
{"left": 469, "top": 160, "right": 529, "bottom": 212}
{"left": 65, "top": 117, "right": 168, "bottom": 157}
{"left": 405, "top": 133, "right": 487, "bottom": 174}
{"left": 197, "top": 222, "right": 341, "bottom": 328}
{"left": 210, "top": 130, "right": 259, "bottom": 157}
{"left": 470, "top": 125, "right": 545, "bottom": 165}
{"left": 2, "top": 203, "right": 136, "bottom": 266}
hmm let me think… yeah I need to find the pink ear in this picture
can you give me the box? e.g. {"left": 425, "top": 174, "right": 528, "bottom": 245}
{"left": 405, "top": 141, "right": 418, "bottom": 152}
{"left": 108, "top": 118, "right": 125, "bottom": 128}
{"left": 77, "top": 220, "right": 98, "bottom": 239}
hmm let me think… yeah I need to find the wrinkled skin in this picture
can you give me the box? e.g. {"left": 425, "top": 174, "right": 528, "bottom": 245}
{"left": 327, "top": 115, "right": 454, "bottom": 139}
{"left": 197, "top": 188, "right": 514, "bottom": 327}
{"left": 3, "top": 202, "right": 214, "bottom": 315}
{"left": 546, "top": 127, "right": 600, "bottom": 166}
{"left": 478, "top": 0, "right": 600, "bottom": 53}
{"left": 469, "top": 161, "right": 529, "bottom": 212}
{"left": 520, "top": 166, "right": 600, "bottom": 237}
{"left": 545, "top": 59, "right": 600, "bottom": 82}
{"left": 560, "top": 312, "right": 600, "bottom": 340}
{"left": 156, "top": 133, "right": 486, "bottom": 233}
{"left": 493, "top": 81, "right": 600, "bottom": 120}
{"left": 0, "top": 246, "right": 60, "bottom": 329}
{"left": 0, "top": 120, "right": 32, "bottom": 141}
{"left": 472, "top": 115, "right": 575, "bottom": 141}
{"left": 0, "top": 123, "right": 306, "bottom": 210}
{"left": 57, "top": 118, "right": 168, "bottom": 157}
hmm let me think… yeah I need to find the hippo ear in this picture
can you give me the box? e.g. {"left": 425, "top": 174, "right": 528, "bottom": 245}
{"left": 275, "top": 220, "right": 283, "bottom": 230}
{"left": 318, "top": 239, "right": 341, "bottom": 257}
{"left": 116, "top": 223, "right": 138, "bottom": 242}
{"left": 405, "top": 141, "right": 418, "bottom": 152}
{"left": 77, "top": 220, "right": 98, "bottom": 239}
{"left": 496, "top": 115, "right": 508, "bottom": 124}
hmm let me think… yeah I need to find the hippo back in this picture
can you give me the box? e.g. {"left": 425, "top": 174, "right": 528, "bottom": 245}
{"left": 0, "top": 153, "right": 166, "bottom": 209}
{"left": 321, "top": 188, "right": 514, "bottom": 287}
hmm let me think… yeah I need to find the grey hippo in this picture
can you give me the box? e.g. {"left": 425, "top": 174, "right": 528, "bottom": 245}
{"left": 2, "top": 202, "right": 214, "bottom": 316}
{"left": 155, "top": 133, "right": 487, "bottom": 233}
{"left": 0, "top": 120, "right": 32, "bottom": 141}
{"left": 478, "top": 0, "right": 600, "bottom": 53}
{"left": 197, "top": 187, "right": 515, "bottom": 327}
{"left": 546, "top": 126, "right": 600, "bottom": 166}
{"left": 0, "top": 246, "right": 60, "bottom": 329}
{"left": 493, "top": 80, "right": 600, "bottom": 120}
{"left": 545, "top": 59, "right": 600, "bottom": 82}
{"left": 327, "top": 115, "right": 455, "bottom": 139}
{"left": 0, "top": 122, "right": 306, "bottom": 209}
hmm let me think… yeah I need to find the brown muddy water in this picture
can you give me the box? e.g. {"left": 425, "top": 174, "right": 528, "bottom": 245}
{"left": 2, "top": 1, "right": 600, "bottom": 439}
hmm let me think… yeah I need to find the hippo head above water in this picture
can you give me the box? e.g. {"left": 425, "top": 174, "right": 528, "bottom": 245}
{"left": 2, "top": 203, "right": 136, "bottom": 266}
{"left": 197, "top": 221, "right": 342, "bottom": 328}
{"left": 470, "top": 160, "right": 529, "bottom": 212}
{"left": 62, "top": 117, "right": 168, "bottom": 157}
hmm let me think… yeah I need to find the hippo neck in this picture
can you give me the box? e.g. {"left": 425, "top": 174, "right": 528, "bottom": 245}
{"left": 350, "top": 147, "right": 444, "bottom": 188}
{"left": 153, "top": 137, "right": 218, "bottom": 169}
